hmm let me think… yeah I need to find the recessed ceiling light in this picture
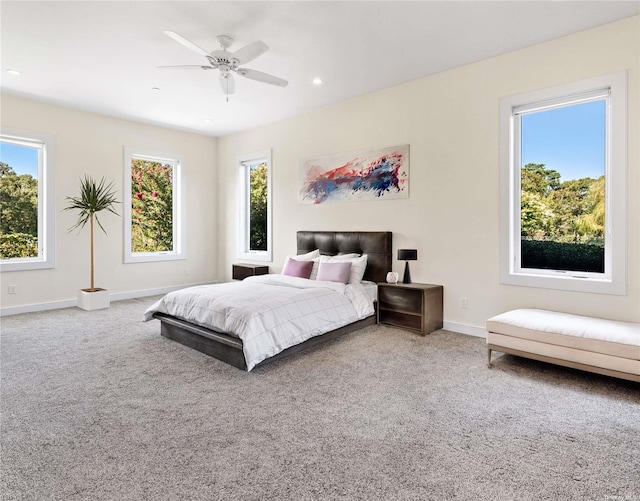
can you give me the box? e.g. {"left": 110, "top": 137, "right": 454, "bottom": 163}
{"left": 6, "top": 69, "right": 21, "bottom": 76}
{"left": 312, "top": 78, "right": 323, "bottom": 85}
{"left": 204, "top": 118, "right": 212, "bottom": 123}
{"left": 151, "top": 87, "right": 160, "bottom": 91}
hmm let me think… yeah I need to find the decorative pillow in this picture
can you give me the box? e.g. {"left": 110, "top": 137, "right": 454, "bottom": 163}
{"left": 281, "top": 249, "right": 319, "bottom": 276}
{"left": 308, "top": 253, "right": 356, "bottom": 280}
{"left": 316, "top": 261, "right": 352, "bottom": 284}
{"left": 320, "top": 254, "right": 368, "bottom": 284}
{"left": 281, "top": 257, "right": 314, "bottom": 279}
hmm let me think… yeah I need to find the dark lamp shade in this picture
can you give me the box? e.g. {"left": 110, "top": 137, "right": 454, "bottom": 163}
{"left": 397, "top": 249, "right": 417, "bottom": 261}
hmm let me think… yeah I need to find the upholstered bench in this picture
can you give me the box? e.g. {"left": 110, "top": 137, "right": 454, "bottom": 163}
{"left": 486, "top": 309, "right": 640, "bottom": 382}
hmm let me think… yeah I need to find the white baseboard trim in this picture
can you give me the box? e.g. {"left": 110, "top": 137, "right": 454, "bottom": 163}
{"left": 1, "top": 298, "right": 78, "bottom": 316}
{"left": 0, "top": 282, "right": 216, "bottom": 317}
{"left": 109, "top": 282, "right": 214, "bottom": 302}
{"left": 443, "top": 321, "right": 486, "bottom": 338}
{"left": 3, "top": 290, "right": 487, "bottom": 336}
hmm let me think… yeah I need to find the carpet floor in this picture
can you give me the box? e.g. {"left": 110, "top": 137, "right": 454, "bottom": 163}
{"left": 1, "top": 297, "right": 639, "bottom": 501}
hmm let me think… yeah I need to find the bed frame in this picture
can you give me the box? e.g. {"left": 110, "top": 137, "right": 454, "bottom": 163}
{"left": 153, "top": 231, "right": 392, "bottom": 370}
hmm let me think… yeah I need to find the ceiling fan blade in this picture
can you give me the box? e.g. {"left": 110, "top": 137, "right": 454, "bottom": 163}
{"left": 235, "top": 68, "right": 288, "bottom": 87}
{"left": 163, "top": 31, "right": 209, "bottom": 57}
{"left": 220, "top": 73, "right": 235, "bottom": 95}
{"left": 157, "top": 65, "right": 213, "bottom": 70}
{"left": 232, "top": 41, "right": 268, "bottom": 65}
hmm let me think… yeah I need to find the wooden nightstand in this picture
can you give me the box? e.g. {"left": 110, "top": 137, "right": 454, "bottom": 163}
{"left": 232, "top": 263, "right": 269, "bottom": 280}
{"left": 377, "top": 282, "right": 443, "bottom": 336}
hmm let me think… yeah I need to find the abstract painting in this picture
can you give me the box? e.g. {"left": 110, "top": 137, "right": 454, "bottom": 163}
{"left": 299, "top": 144, "right": 409, "bottom": 204}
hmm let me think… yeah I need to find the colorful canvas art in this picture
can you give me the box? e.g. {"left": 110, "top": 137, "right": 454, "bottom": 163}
{"left": 299, "top": 145, "right": 409, "bottom": 204}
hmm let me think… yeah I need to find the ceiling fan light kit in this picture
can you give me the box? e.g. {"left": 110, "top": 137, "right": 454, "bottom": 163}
{"left": 160, "top": 31, "right": 288, "bottom": 100}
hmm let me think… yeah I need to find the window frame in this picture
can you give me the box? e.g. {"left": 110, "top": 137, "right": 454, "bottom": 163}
{"left": 0, "top": 127, "right": 56, "bottom": 272}
{"left": 499, "top": 71, "right": 627, "bottom": 295}
{"left": 237, "top": 149, "right": 272, "bottom": 263}
{"left": 123, "top": 147, "right": 185, "bottom": 264}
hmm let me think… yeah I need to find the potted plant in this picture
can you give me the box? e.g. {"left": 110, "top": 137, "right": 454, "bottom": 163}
{"left": 65, "top": 175, "right": 120, "bottom": 311}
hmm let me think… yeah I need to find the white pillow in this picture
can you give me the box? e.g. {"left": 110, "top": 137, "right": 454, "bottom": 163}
{"left": 309, "top": 256, "right": 322, "bottom": 280}
{"left": 295, "top": 249, "right": 320, "bottom": 260}
{"left": 320, "top": 254, "right": 368, "bottom": 284}
{"left": 336, "top": 253, "right": 360, "bottom": 258}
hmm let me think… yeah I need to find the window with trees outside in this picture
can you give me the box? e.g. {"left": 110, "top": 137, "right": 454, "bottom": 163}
{"left": 238, "top": 150, "right": 272, "bottom": 262}
{"left": 124, "top": 148, "right": 184, "bottom": 263}
{"left": 0, "top": 128, "right": 55, "bottom": 272}
{"left": 499, "top": 72, "right": 627, "bottom": 295}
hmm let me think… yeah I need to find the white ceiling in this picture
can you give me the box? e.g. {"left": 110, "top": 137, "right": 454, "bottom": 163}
{"left": 1, "top": 1, "right": 638, "bottom": 137}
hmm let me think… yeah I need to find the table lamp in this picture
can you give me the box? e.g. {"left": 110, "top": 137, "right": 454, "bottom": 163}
{"left": 397, "top": 249, "right": 417, "bottom": 284}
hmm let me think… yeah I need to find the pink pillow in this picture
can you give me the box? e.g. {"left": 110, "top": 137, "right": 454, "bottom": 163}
{"left": 316, "top": 261, "right": 352, "bottom": 284}
{"left": 282, "top": 257, "right": 314, "bottom": 279}
{"left": 320, "top": 254, "right": 368, "bottom": 284}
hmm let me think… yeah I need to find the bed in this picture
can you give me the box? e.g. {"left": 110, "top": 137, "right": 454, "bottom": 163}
{"left": 145, "top": 231, "right": 392, "bottom": 371}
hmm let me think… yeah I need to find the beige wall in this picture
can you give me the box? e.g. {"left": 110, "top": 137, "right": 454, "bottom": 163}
{"left": 217, "top": 16, "right": 640, "bottom": 330}
{"left": 1, "top": 94, "right": 218, "bottom": 311}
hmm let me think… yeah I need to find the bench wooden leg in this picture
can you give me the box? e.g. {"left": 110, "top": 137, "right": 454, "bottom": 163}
{"left": 487, "top": 347, "right": 493, "bottom": 368}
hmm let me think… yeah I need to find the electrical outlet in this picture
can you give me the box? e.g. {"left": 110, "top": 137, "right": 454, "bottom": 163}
{"left": 460, "top": 296, "right": 468, "bottom": 309}
{"left": 184, "top": 268, "right": 190, "bottom": 276}
{"left": 8, "top": 285, "right": 18, "bottom": 295}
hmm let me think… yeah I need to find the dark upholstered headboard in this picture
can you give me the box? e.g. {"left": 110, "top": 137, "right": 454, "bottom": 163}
{"left": 296, "top": 231, "right": 392, "bottom": 283}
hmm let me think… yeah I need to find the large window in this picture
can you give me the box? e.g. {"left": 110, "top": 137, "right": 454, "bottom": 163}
{"left": 499, "top": 72, "right": 627, "bottom": 295}
{"left": 0, "top": 128, "right": 55, "bottom": 272}
{"left": 124, "top": 147, "right": 184, "bottom": 263}
{"left": 238, "top": 150, "right": 272, "bottom": 262}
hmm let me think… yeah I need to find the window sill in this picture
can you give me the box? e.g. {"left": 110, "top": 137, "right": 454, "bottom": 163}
{"left": 1, "top": 259, "right": 54, "bottom": 272}
{"left": 500, "top": 270, "right": 625, "bottom": 296}
{"left": 124, "top": 252, "right": 185, "bottom": 264}
{"left": 237, "top": 251, "right": 272, "bottom": 263}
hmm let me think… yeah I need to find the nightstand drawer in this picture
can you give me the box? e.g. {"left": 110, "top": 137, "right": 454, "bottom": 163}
{"left": 232, "top": 263, "right": 269, "bottom": 280}
{"left": 378, "top": 286, "right": 423, "bottom": 314}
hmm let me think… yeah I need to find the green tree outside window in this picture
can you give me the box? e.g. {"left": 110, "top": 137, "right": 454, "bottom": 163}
{"left": 249, "top": 162, "right": 268, "bottom": 251}
{"left": 520, "top": 162, "right": 605, "bottom": 272}
{"left": 131, "top": 159, "right": 174, "bottom": 253}
{"left": 0, "top": 162, "right": 38, "bottom": 258}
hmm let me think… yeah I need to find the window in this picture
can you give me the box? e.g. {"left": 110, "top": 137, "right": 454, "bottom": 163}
{"left": 499, "top": 72, "right": 627, "bottom": 295}
{"left": 238, "top": 150, "right": 272, "bottom": 262}
{"left": 124, "top": 147, "right": 184, "bottom": 263}
{"left": 0, "top": 128, "right": 55, "bottom": 272}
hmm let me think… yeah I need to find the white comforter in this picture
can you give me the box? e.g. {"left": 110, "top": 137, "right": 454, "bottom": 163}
{"left": 143, "top": 274, "right": 375, "bottom": 370}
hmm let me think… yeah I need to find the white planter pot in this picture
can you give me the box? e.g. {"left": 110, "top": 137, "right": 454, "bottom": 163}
{"left": 77, "top": 288, "right": 110, "bottom": 311}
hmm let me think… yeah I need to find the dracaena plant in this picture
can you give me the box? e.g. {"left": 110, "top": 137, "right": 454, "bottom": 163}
{"left": 64, "top": 175, "right": 120, "bottom": 292}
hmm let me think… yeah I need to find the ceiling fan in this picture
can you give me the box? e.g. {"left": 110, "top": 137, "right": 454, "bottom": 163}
{"left": 160, "top": 31, "right": 288, "bottom": 100}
